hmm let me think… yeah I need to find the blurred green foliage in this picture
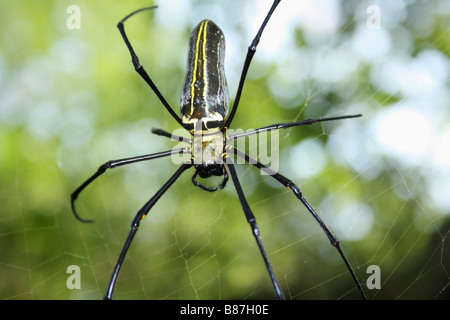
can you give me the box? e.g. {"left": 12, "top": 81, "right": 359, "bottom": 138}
{"left": 0, "top": 0, "right": 448, "bottom": 300}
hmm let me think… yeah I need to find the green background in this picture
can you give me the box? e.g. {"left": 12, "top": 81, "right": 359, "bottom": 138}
{"left": 0, "top": 0, "right": 449, "bottom": 300}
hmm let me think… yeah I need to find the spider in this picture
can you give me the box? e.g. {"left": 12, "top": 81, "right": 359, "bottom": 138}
{"left": 71, "top": 0, "right": 367, "bottom": 300}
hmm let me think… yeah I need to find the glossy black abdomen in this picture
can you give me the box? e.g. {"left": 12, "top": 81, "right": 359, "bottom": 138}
{"left": 180, "top": 20, "right": 229, "bottom": 132}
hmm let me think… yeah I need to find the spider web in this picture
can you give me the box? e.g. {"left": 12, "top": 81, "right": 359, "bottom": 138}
{"left": 0, "top": 0, "right": 449, "bottom": 301}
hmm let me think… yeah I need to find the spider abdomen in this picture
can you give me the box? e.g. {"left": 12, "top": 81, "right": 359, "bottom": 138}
{"left": 180, "top": 19, "right": 229, "bottom": 133}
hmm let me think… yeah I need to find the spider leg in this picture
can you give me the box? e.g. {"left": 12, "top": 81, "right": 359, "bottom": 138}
{"left": 227, "top": 158, "right": 286, "bottom": 300}
{"left": 224, "top": 0, "right": 281, "bottom": 128}
{"left": 151, "top": 128, "right": 191, "bottom": 143}
{"left": 227, "top": 114, "right": 362, "bottom": 142}
{"left": 117, "top": 7, "right": 184, "bottom": 126}
{"left": 230, "top": 146, "right": 367, "bottom": 300}
{"left": 104, "top": 163, "right": 192, "bottom": 300}
{"left": 71, "top": 148, "right": 188, "bottom": 222}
